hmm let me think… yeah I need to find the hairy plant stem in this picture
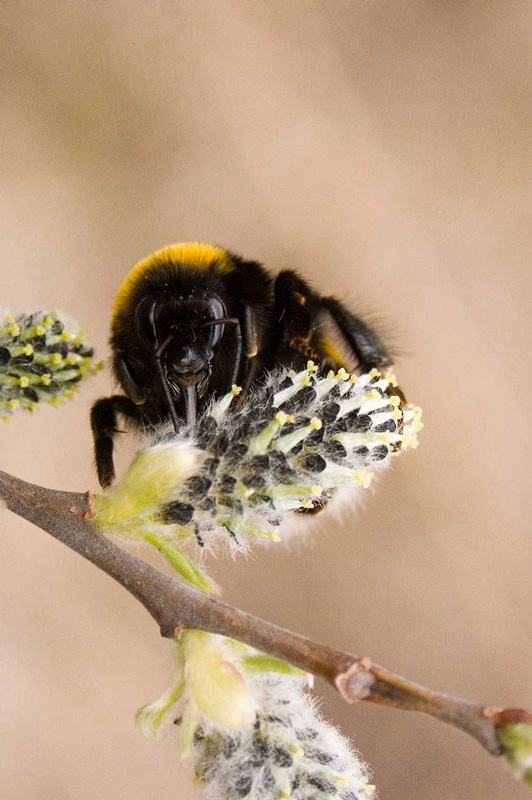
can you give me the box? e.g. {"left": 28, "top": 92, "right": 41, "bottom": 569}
{"left": 0, "top": 468, "right": 519, "bottom": 758}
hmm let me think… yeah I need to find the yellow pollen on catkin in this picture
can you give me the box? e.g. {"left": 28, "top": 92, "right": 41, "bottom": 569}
{"left": 7, "top": 400, "right": 19, "bottom": 410}
{"left": 355, "top": 471, "right": 374, "bottom": 488}
{"left": 389, "top": 395, "right": 401, "bottom": 407}
{"left": 369, "top": 368, "right": 381, "bottom": 379}
{"left": 384, "top": 369, "right": 398, "bottom": 387}
{"left": 7, "top": 325, "right": 20, "bottom": 336}
{"left": 367, "top": 389, "right": 380, "bottom": 401}
{"left": 363, "top": 785, "right": 376, "bottom": 795}
{"left": 306, "top": 360, "right": 318, "bottom": 372}
{"left": 60, "top": 331, "right": 71, "bottom": 341}
{"left": 290, "top": 746, "right": 305, "bottom": 759}
{"left": 22, "top": 344, "right": 33, "bottom": 356}
{"left": 4, "top": 313, "right": 14, "bottom": 324}
{"left": 349, "top": 374, "right": 359, "bottom": 383}
{"left": 335, "top": 777, "right": 349, "bottom": 786}
{"left": 41, "top": 374, "right": 52, "bottom": 385}
{"left": 392, "top": 408, "right": 402, "bottom": 419}
{"left": 35, "top": 325, "right": 46, "bottom": 336}
{"left": 275, "top": 411, "right": 290, "bottom": 425}
{"left": 18, "top": 376, "right": 29, "bottom": 388}
{"left": 50, "top": 397, "right": 63, "bottom": 407}
{"left": 310, "top": 417, "right": 322, "bottom": 430}
{"left": 336, "top": 367, "right": 349, "bottom": 381}
{"left": 311, "top": 485, "right": 323, "bottom": 496}
{"left": 231, "top": 384, "right": 242, "bottom": 395}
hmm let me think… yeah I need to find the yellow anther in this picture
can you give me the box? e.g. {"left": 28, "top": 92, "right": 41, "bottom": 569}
{"left": 7, "top": 400, "right": 19, "bottom": 410}
{"left": 290, "top": 746, "right": 305, "bottom": 759}
{"left": 60, "top": 331, "right": 71, "bottom": 341}
{"left": 336, "top": 777, "right": 349, "bottom": 786}
{"left": 389, "top": 395, "right": 401, "bottom": 407}
{"left": 369, "top": 368, "right": 381, "bottom": 379}
{"left": 275, "top": 411, "right": 290, "bottom": 425}
{"left": 66, "top": 354, "right": 77, "bottom": 365}
{"left": 311, "top": 485, "right": 323, "bottom": 496}
{"left": 367, "top": 389, "right": 380, "bottom": 401}
{"left": 355, "top": 470, "right": 374, "bottom": 488}
{"left": 35, "top": 325, "right": 46, "bottom": 336}
{"left": 392, "top": 408, "right": 402, "bottom": 419}
{"left": 29, "top": 402, "right": 39, "bottom": 413}
{"left": 4, "top": 313, "right": 14, "bottom": 323}
{"left": 244, "top": 488, "right": 255, "bottom": 498}
{"left": 95, "top": 361, "right": 104, "bottom": 371}
{"left": 18, "top": 376, "right": 29, "bottom": 388}
{"left": 8, "top": 324, "right": 21, "bottom": 336}
{"left": 326, "top": 370, "right": 335, "bottom": 379}
{"left": 50, "top": 397, "right": 62, "bottom": 407}
{"left": 336, "top": 367, "right": 349, "bottom": 381}
{"left": 363, "top": 786, "right": 376, "bottom": 795}
{"left": 22, "top": 344, "right": 33, "bottom": 356}
{"left": 310, "top": 417, "right": 322, "bottom": 430}
{"left": 349, "top": 374, "right": 359, "bottom": 383}
{"left": 231, "top": 384, "right": 242, "bottom": 395}
{"left": 288, "top": 369, "right": 296, "bottom": 378}
{"left": 306, "top": 360, "right": 318, "bottom": 372}
{"left": 384, "top": 369, "right": 398, "bottom": 387}
{"left": 300, "top": 500, "right": 314, "bottom": 509}
{"left": 41, "top": 374, "right": 52, "bottom": 385}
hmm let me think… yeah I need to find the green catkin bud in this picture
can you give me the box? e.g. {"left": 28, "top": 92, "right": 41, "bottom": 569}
{"left": 96, "top": 363, "right": 422, "bottom": 558}
{"left": 495, "top": 710, "right": 532, "bottom": 789}
{"left": 0, "top": 308, "right": 101, "bottom": 419}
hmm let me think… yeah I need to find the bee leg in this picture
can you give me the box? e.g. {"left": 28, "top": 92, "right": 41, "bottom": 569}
{"left": 273, "top": 270, "right": 323, "bottom": 362}
{"left": 321, "top": 296, "right": 391, "bottom": 372}
{"left": 90, "top": 395, "right": 141, "bottom": 488}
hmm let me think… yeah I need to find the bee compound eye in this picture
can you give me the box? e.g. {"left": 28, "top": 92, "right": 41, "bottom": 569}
{"left": 207, "top": 297, "right": 226, "bottom": 346}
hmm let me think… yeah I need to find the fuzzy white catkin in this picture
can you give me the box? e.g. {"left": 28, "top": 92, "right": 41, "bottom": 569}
{"left": 191, "top": 672, "right": 374, "bottom": 800}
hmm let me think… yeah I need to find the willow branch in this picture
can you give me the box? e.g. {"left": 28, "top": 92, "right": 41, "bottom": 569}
{"left": 1, "top": 468, "right": 523, "bottom": 758}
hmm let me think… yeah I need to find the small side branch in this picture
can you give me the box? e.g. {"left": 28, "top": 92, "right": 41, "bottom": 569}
{"left": 0, "top": 469, "right": 523, "bottom": 758}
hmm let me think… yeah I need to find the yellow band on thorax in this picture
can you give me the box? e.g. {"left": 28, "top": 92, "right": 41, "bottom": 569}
{"left": 112, "top": 243, "right": 232, "bottom": 318}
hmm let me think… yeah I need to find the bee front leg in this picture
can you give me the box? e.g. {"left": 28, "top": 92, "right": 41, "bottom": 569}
{"left": 90, "top": 395, "right": 141, "bottom": 488}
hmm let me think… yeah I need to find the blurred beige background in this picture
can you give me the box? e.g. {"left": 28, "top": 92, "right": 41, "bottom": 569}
{"left": 1, "top": 1, "right": 532, "bottom": 798}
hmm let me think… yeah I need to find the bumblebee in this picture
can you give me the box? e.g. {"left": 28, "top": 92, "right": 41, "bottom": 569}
{"left": 91, "top": 243, "right": 391, "bottom": 487}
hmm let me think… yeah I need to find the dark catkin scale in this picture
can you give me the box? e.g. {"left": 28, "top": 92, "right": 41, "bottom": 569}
{"left": 340, "top": 792, "right": 359, "bottom": 800}
{"left": 0, "top": 348, "right": 10, "bottom": 365}
{"left": 282, "top": 385, "right": 317, "bottom": 413}
{"left": 197, "top": 496, "right": 216, "bottom": 513}
{"left": 272, "top": 746, "right": 293, "bottom": 768}
{"left": 261, "top": 765, "right": 276, "bottom": 791}
{"left": 295, "top": 453, "right": 327, "bottom": 473}
{"left": 196, "top": 415, "right": 218, "bottom": 448}
{"left": 320, "top": 401, "right": 341, "bottom": 424}
{"left": 296, "top": 728, "right": 319, "bottom": 741}
{"left": 240, "top": 470, "right": 267, "bottom": 489}
{"left": 306, "top": 775, "right": 337, "bottom": 794}
{"left": 217, "top": 496, "right": 243, "bottom": 514}
{"left": 322, "top": 441, "right": 347, "bottom": 461}
{"left": 47, "top": 342, "right": 69, "bottom": 357}
{"left": 214, "top": 431, "right": 230, "bottom": 456}
{"left": 373, "top": 418, "right": 396, "bottom": 433}
{"left": 303, "top": 747, "right": 334, "bottom": 765}
{"left": 160, "top": 501, "right": 195, "bottom": 525}
{"left": 22, "top": 387, "right": 39, "bottom": 403}
{"left": 11, "top": 354, "right": 33, "bottom": 366}
{"left": 371, "top": 444, "right": 389, "bottom": 461}
{"left": 250, "top": 735, "right": 269, "bottom": 767}
{"left": 183, "top": 475, "right": 212, "bottom": 498}
{"left": 268, "top": 451, "right": 295, "bottom": 480}
{"left": 234, "top": 775, "right": 253, "bottom": 797}
{"left": 222, "top": 737, "right": 238, "bottom": 759}
{"left": 217, "top": 474, "right": 237, "bottom": 493}
{"left": 346, "top": 413, "right": 373, "bottom": 432}
{"left": 51, "top": 320, "right": 64, "bottom": 335}
{"left": 203, "top": 457, "right": 220, "bottom": 477}
{"left": 305, "top": 427, "right": 324, "bottom": 446}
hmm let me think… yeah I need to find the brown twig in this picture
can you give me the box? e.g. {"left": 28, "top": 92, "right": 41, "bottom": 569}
{"left": 1, "top": 468, "right": 522, "bottom": 758}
